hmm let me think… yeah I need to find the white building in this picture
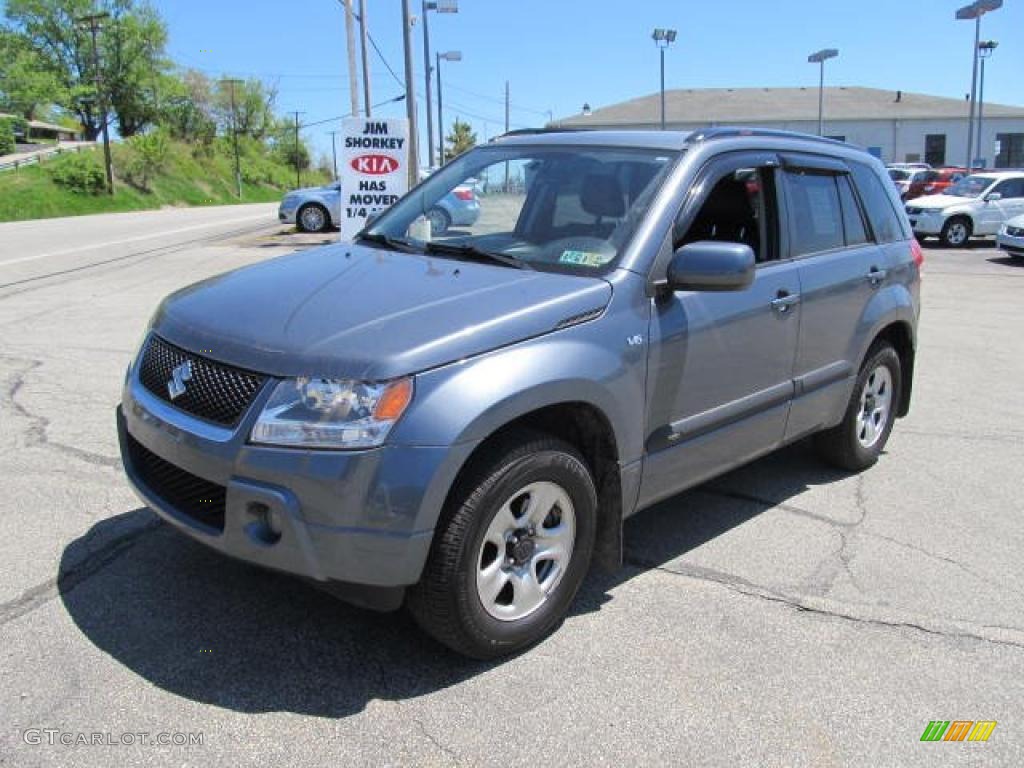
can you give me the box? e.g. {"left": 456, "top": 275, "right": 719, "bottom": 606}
{"left": 554, "top": 87, "right": 1024, "bottom": 169}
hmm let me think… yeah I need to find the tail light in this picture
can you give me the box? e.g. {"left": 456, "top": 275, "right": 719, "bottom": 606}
{"left": 911, "top": 238, "right": 924, "bottom": 269}
{"left": 453, "top": 188, "right": 474, "bottom": 201}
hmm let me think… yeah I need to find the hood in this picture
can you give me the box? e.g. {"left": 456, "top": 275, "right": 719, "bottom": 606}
{"left": 285, "top": 185, "right": 334, "bottom": 197}
{"left": 151, "top": 243, "right": 612, "bottom": 380}
{"left": 905, "top": 193, "right": 973, "bottom": 210}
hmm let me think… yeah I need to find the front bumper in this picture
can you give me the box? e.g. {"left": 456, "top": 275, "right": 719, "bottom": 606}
{"left": 907, "top": 211, "right": 945, "bottom": 235}
{"left": 117, "top": 364, "right": 476, "bottom": 597}
{"left": 997, "top": 230, "right": 1024, "bottom": 256}
{"left": 278, "top": 199, "right": 299, "bottom": 224}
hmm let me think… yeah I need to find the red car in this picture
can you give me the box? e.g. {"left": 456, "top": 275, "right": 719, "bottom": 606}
{"left": 907, "top": 168, "right": 967, "bottom": 200}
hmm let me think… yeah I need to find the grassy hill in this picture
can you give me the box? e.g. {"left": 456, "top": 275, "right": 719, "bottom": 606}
{"left": 0, "top": 138, "right": 328, "bottom": 223}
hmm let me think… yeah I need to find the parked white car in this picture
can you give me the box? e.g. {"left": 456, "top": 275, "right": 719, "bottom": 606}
{"left": 905, "top": 172, "right": 1024, "bottom": 247}
{"left": 997, "top": 214, "right": 1024, "bottom": 259}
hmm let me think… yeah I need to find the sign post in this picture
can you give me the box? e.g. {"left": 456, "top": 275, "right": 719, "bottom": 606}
{"left": 339, "top": 117, "right": 410, "bottom": 241}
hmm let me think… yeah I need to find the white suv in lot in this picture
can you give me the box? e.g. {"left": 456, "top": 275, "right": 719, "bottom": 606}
{"left": 905, "top": 172, "right": 1024, "bottom": 247}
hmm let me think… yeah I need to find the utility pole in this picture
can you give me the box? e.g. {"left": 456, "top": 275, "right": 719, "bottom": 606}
{"left": 221, "top": 78, "right": 243, "bottom": 198}
{"left": 358, "top": 0, "right": 372, "bottom": 116}
{"left": 291, "top": 111, "right": 304, "bottom": 188}
{"left": 504, "top": 80, "right": 510, "bottom": 191}
{"left": 77, "top": 13, "right": 114, "bottom": 195}
{"left": 343, "top": 0, "right": 360, "bottom": 117}
{"left": 328, "top": 130, "right": 340, "bottom": 179}
{"left": 401, "top": 0, "right": 419, "bottom": 188}
{"left": 422, "top": 2, "right": 435, "bottom": 168}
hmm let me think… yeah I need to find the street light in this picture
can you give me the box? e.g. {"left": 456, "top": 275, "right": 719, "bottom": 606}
{"left": 807, "top": 48, "right": 839, "bottom": 137}
{"left": 436, "top": 50, "right": 461, "bottom": 165}
{"left": 975, "top": 40, "right": 998, "bottom": 168}
{"left": 651, "top": 28, "right": 677, "bottom": 130}
{"left": 421, "top": 0, "right": 458, "bottom": 169}
{"left": 956, "top": 0, "right": 1003, "bottom": 169}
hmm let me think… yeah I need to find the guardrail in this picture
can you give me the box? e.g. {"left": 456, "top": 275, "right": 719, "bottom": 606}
{"left": 0, "top": 143, "right": 97, "bottom": 173}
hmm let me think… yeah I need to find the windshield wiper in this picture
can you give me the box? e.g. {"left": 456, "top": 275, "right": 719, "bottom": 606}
{"left": 423, "top": 241, "right": 533, "bottom": 270}
{"left": 355, "top": 232, "right": 422, "bottom": 253}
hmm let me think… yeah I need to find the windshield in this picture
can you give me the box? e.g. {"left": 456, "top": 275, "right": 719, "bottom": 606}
{"left": 888, "top": 169, "right": 911, "bottom": 181}
{"left": 945, "top": 175, "right": 994, "bottom": 198}
{"left": 363, "top": 144, "right": 679, "bottom": 274}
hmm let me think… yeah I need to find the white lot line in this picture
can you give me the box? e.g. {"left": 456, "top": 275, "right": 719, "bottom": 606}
{"left": 0, "top": 211, "right": 271, "bottom": 268}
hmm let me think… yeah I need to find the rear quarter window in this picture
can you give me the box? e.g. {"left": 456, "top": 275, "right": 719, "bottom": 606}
{"left": 849, "top": 161, "right": 910, "bottom": 243}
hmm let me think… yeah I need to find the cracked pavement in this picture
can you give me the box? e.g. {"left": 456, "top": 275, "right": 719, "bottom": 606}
{"left": 0, "top": 209, "right": 1022, "bottom": 766}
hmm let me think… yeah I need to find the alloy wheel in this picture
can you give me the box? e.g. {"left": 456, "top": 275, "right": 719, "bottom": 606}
{"left": 475, "top": 481, "right": 576, "bottom": 622}
{"left": 856, "top": 365, "right": 893, "bottom": 448}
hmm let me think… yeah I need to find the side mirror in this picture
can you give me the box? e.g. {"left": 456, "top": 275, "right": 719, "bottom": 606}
{"left": 364, "top": 211, "right": 382, "bottom": 228}
{"left": 985, "top": 192, "right": 1002, "bottom": 202}
{"left": 667, "top": 241, "right": 756, "bottom": 292}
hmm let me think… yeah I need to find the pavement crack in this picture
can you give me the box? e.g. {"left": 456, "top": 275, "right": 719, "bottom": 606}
{"left": 0, "top": 518, "right": 161, "bottom": 628}
{"left": 3, "top": 357, "right": 120, "bottom": 469}
{"left": 407, "top": 711, "right": 463, "bottom": 767}
{"left": 623, "top": 554, "right": 1024, "bottom": 651}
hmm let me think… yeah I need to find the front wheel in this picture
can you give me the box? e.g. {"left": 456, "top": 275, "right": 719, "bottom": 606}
{"left": 407, "top": 432, "right": 597, "bottom": 659}
{"left": 940, "top": 216, "right": 971, "bottom": 248}
{"left": 297, "top": 203, "right": 331, "bottom": 233}
{"left": 815, "top": 342, "right": 902, "bottom": 471}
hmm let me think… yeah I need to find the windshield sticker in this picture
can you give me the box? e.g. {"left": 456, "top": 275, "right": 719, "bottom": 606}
{"left": 559, "top": 250, "right": 612, "bottom": 267}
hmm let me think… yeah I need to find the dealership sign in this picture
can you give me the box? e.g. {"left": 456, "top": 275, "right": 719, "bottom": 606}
{"left": 339, "top": 117, "right": 409, "bottom": 240}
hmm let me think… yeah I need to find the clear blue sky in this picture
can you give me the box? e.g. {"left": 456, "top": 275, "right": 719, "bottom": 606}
{"left": 155, "top": 0, "right": 1023, "bottom": 164}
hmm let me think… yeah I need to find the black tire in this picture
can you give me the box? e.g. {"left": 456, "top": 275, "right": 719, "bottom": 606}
{"left": 426, "top": 207, "right": 451, "bottom": 236}
{"left": 940, "top": 216, "right": 972, "bottom": 248}
{"left": 407, "top": 431, "right": 597, "bottom": 659}
{"left": 815, "top": 341, "right": 902, "bottom": 472}
{"left": 297, "top": 203, "right": 331, "bottom": 233}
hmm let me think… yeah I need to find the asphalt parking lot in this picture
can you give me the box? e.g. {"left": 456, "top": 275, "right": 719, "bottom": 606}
{"left": 1, "top": 208, "right": 1022, "bottom": 766}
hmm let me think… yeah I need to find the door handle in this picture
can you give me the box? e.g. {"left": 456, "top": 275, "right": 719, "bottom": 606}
{"left": 770, "top": 290, "right": 800, "bottom": 314}
{"left": 866, "top": 266, "right": 888, "bottom": 286}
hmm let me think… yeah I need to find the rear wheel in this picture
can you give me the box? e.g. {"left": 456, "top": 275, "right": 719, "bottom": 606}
{"left": 407, "top": 432, "right": 597, "bottom": 659}
{"left": 940, "top": 216, "right": 971, "bottom": 248}
{"left": 815, "top": 342, "right": 902, "bottom": 472}
{"left": 427, "top": 207, "right": 451, "bottom": 236}
{"left": 297, "top": 203, "right": 330, "bottom": 233}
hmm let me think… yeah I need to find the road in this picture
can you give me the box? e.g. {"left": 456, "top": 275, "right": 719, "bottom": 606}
{"left": 0, "top": 208, "right": 1022, "bottom": 766}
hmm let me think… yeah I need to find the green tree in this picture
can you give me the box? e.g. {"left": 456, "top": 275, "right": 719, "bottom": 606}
{"left": 0, "top": 118, "right": 16, "bottom": 155}
{"left": 444, "top": 119, "right": 476, "bottom": 162}
{"left": 2, "top": 0, "right": 168, "bottom": 139}
{"left": 159, "top": 69, "right": 216, "bottom": 144}
{"left": 122, "top": 127, "right": 168, "bottom": 190}
{"left": 0, "top": 29, "right": 66, "bottom": 119}
{"left": 213, "top": 78, "right": 276, "bottom": 140}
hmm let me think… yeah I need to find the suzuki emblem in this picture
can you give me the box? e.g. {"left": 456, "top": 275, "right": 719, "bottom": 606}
{"left": 167, "top": 360, "right": 193, "bottom": 400}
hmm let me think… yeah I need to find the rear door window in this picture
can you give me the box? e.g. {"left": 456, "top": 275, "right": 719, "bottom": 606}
{"left": 837, "top": 175, "right": 869, "bottom": 246}
{"left": 783, "top": 171, "right": 844, "bottom": 256}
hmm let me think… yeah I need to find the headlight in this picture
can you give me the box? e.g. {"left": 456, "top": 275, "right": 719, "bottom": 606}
{"left": 251, "top": 377, "right": 413, "bottom": 449}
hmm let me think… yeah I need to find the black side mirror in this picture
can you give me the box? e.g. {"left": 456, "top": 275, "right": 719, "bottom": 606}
{"left": 667, "top": 241, "right": 756, "bottom": 292}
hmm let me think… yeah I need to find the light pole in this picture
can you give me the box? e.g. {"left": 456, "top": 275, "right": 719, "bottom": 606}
{"left": 957, "top": 0, "right": 1002, "bottom": 170}
{"left": 358, "top": 0, "right": 372, "bottom": 116}
{"left": 76, "top": 13, "right": 114, "bottom": 195}
{"left": 651, "top": 29, "right": 677, "bottom": 130}
{"left": 421, "top": 0, "right": 458, "bottom": 169}
{"left": 807, "top": 48, "right": 839, "bottom": 137}
{"left": 436, "top": 50, "right": 461, "bottom": 165}
{"left": 975, "top": 40, "right": 997, "bottom": 168}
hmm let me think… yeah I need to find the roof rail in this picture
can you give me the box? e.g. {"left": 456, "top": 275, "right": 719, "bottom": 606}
{"left": 688, "top": 127, "right": 849, "bottom": 148}
{"left": 490, "top": 127, "right": 595, "bottom": 141}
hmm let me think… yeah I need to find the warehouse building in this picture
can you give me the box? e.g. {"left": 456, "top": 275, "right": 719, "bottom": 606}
{"left": 553, "top": 86, "right": 1024, "bottom": 169}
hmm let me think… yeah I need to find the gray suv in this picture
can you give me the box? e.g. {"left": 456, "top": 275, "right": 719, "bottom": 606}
{"left": 117, "top": 128, "right": 920, "bottom": 658}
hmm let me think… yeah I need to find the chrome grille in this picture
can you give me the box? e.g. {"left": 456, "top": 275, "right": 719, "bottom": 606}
{"left": 138, "top": 335, "right": 266, "bottom": 426}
